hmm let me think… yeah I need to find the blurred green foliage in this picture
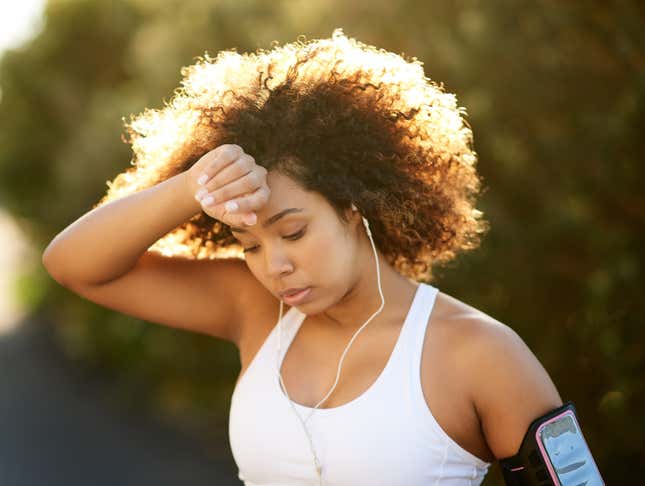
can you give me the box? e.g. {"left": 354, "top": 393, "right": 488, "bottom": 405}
{"left": 0, "top": 0, "right": 642, "bottom": 483}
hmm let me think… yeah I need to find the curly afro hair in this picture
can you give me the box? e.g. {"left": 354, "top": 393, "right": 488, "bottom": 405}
{"left": 95, "top": 28, "right": 489, "bottom": 282}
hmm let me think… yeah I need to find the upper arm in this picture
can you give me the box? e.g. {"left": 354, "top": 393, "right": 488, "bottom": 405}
{"left": 464, "top": 320, "right": 563, "bottom": 460}
{"left": 50, "top": 251, "right": 264, "bottom": 346}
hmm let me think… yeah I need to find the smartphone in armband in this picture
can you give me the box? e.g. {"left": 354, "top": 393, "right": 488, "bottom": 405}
{"left": 499, "top": 401, "right": 604, "bottom": 486}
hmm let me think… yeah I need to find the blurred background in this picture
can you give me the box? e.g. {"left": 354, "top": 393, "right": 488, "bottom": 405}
{"left": 0, "top": 1, "right": 642, "bottom": 484}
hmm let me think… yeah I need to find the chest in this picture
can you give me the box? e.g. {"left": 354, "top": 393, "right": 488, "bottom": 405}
{"left": 235, "top": 308, "right": 496, "bottom": 464}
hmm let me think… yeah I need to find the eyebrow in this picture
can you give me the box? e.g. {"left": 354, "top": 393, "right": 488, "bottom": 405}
{"left": 230, "top": 207, "right": 305, "bottom": 233}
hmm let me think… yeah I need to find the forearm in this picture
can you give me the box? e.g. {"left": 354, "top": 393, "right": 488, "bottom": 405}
{"left": 42, "top": 171, "right": 202, "bottom": 286}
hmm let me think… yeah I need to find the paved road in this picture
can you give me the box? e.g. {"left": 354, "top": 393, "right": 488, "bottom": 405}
{"left": 0, "top": 313, "right": 241, "bottom": 486}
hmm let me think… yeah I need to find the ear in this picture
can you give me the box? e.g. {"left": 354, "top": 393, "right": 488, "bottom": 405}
{"left": 344, "top": 203, "right": 361, "bottom": 224}
{"left": 342, "top": 204, "right": 363, "bottom": 239}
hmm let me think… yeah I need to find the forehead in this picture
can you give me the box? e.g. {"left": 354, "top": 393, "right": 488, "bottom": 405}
{"left": 265, "top": 171, "right": 306, "bottom": 196}
{"left": 263, "top": 170, "right": 316, "bottom": 209}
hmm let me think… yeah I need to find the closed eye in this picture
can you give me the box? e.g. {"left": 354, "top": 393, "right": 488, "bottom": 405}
{"left": 242, "top": 228, "right": 306, "bottom": 254}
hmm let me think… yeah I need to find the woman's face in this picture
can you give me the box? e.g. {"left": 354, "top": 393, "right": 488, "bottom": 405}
{"left": 229, "top": 171, "right": 364, "bottom": 315}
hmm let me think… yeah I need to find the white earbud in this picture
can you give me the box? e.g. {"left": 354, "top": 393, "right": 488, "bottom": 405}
{"left": 352, "top": 203, "right": 372, "bottom": 238}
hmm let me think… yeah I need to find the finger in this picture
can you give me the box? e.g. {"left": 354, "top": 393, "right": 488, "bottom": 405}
{"left": 197, "top": 188, "right": 257, "bottom": 225}
{"left": 199, "top": 199, "right": 253, "bottom": 227}
{"left": 240, "top": 212, "right": 258, "bottom": 226}
{"left": 219, "top": 184, "right": 270, "bottom": 215}
{"left": 202, "top": 153, "right": 255, "bottom": 193}
{"left": 205, "top": 170, "right": 261, "bottom": 208}
{"left": 196, "top": 144, "right": 243, "bottom": 186}
{"left": 220, "top": 205, "right": 257, "bottom": 228}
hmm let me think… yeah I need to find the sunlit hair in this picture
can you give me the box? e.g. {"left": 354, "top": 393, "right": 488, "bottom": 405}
{"left": 95, "top": 28, "right": 489, "bottom": 282}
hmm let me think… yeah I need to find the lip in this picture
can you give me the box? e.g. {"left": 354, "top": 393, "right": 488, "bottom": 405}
{"left": 279, "top": 287, "right": 312, "bottom": 305}
{"left": 278, "top": 286, "right": 308, "bottom": 298}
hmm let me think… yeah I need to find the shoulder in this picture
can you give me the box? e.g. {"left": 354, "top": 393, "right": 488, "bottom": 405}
{"left": 433, "top": 290, "right": 563, "bottom": 460}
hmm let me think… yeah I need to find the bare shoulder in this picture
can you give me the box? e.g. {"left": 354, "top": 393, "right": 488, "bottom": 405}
{"left": 433, "top": 290, "right": 563, "bottom": 460}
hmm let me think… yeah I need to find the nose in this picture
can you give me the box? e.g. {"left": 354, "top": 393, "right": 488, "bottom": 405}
{"left": 265, "top": 245, "right": 294, "bottom": 279}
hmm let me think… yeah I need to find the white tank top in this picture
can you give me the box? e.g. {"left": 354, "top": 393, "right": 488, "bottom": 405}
{"left": 228, "top": 282, "right": 492, "bottom": 485}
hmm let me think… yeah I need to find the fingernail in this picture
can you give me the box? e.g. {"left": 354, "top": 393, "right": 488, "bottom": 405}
{"left": 195, "top": 188, "right": 208, "bottom": 201}
{"left": 225, "top": 201, "right": 239, "bottom": 212}
{"left": 244, "top": 213, "right": 257, "bottom": 225}
{"left": 197, "top": 174, "right": 208, "bottom": 185}
{"left": 202, "top": 195, "right": 214, "bottom": 206}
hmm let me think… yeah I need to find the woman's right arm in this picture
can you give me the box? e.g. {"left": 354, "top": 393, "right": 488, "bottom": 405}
{"left": 42, "top": 171, "right": 202, "bottom": 286}
{"left": 41, "top": 145, "right": 274, "bottom": 344}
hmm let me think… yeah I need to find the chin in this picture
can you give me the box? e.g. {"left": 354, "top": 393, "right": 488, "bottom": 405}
{"left": 290, "top": 299, "right": 321, "bottom": 315}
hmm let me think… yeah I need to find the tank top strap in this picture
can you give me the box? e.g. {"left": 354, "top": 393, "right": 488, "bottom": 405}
{"left": 400, "top": 282, "right": 439, "bottom": 366}
{"left": 271, "top": 304, "right": 306, "bottom": 364}
{"left": 269, "top": 283, "right": 437, "bottom": 376}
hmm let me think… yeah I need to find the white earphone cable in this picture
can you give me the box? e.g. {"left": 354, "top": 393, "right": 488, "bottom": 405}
{"left": 275, "top": 205, "right": 385, "bottom": 485}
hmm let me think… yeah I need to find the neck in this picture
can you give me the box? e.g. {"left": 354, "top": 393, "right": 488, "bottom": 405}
{"left": 314, "top": 247, "right": 417, "bottom": 333}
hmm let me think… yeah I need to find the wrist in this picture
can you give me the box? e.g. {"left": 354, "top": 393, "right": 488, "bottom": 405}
{"left": 178, "top": 170, "right": 203, "bottom": 215}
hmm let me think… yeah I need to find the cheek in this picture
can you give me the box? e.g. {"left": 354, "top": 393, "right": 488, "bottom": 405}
{"left": 303, "top": 229, "right": 353, "bottom": 275}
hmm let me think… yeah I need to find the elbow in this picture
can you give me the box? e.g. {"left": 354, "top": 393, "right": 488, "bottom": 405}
{"left": 42, "top": 247, "right": 69, "bottom": 287}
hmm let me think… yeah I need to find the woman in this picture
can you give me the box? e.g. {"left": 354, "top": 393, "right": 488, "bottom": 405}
{"left": 43, "top": 29, "right": 563, "bottom": 485}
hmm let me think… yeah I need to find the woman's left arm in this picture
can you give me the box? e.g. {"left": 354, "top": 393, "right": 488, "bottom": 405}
{"left": 463, "top": 321, "right": 564, "bottom": 460}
